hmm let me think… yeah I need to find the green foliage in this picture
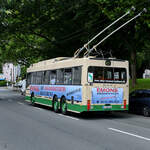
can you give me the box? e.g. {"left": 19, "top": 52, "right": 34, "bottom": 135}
{"left": 136, "top": 51, "right": 145, "bottom": 70}
{"left": 129, "top": 79, "right": 150, "bottom": 93}
{"left": 20, "top": 66, "right": 27, "bottom": 79}
{"left": 0, "top": 80, "right": 7, "bottom": 86}
{"left": 0, "top": 63, "right": 2, "bottom": 73}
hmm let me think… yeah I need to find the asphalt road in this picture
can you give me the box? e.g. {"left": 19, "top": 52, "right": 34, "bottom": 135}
{"left": 0, "top": 87, "right": 150, "bottom": 150}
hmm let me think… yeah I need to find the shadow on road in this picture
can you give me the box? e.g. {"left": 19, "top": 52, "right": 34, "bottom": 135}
{"left": 26, "top": 102, "right": 133, "bottom": 120}
{"left": 70, "top": 111, "right": 133, "bottom": 120}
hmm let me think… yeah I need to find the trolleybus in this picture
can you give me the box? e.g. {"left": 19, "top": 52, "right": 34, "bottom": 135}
{"left": 25, "top": 57, "right": 129, "bottom": 114}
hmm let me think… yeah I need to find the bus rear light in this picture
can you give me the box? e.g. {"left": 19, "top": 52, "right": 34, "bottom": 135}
{"left": 87, "top": 100, "right": 91, "bottom": 111}
{"left": 123, "top": 99, "right": 126, "bottom": 109}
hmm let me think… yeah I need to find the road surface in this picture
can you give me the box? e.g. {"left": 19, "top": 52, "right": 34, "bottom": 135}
{"left": 0, "top": 87, "right": 150, "bottom": 150}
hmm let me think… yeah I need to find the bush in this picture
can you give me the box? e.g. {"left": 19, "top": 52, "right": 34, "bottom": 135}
{"left": 0, "top": 80, "right": 7, "bottom": 86}
{"left": 129, "top": 78, "right": 150, "bottom": 93}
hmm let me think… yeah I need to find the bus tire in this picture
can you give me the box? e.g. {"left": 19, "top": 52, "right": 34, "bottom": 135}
{"left": 30, "top": 92, "right": 35, "bottom": 106}
{"left": 61, "top": 97, "right": 67, "bottom": 115}
{"left": 53, "top": 96, "right": 59, "bottom": 113}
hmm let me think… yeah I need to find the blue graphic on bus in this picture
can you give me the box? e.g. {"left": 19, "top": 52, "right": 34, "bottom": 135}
{"left": 30, "top": 85, "right": 82, "bottom": 102}
{"left": 92, "top": 88, "right": 123, "bottom": 104}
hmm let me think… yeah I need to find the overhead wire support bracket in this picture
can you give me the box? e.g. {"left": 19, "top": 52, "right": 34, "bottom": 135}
{"left": 85, "top": 8, "right": 147, "bottom": 57}
{"left": 74, "top": 6, "right": 135, "bottom": 58}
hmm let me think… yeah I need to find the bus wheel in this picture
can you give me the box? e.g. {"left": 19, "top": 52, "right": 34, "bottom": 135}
{"left": 61, "top": 97, "right": 67, "bottom": 115}
{"left": 143, "top": 107, "right": 150, "bottom": 117}
{"left": 30, "top": 92, "right": 35, "bottom": 106}
{"left": 53, "top": 96, "right": 59, "bottom": 113}
{"left": 31, "top": 99, "right": 35, "bottom": 106}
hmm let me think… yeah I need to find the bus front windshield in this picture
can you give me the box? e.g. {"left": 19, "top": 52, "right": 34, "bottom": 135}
{"left": 88, "top": 66, "right": 127, "bottom": 84}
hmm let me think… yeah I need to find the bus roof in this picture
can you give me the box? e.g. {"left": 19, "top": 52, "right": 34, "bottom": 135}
{"left": 27, "top": 57, "right": 128, "bottom": 73}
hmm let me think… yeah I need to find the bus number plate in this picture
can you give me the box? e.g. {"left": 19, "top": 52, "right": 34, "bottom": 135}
{"left": 103, "top": 106, "right": 112, "bottom": 109}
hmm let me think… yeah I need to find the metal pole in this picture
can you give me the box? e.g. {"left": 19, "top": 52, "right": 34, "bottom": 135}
{"left": 74, "top": 6, "right": 135, "bottom": 58}
{"left": 85, "top": 8, "right": 146, "bottom": 57}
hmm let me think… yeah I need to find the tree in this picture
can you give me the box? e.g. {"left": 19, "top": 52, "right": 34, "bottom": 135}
{"left": 95, "top": 0, "right": 150, "bottom": 87}
{"left": 0, "top": 0, "right": 150, "bottom": 88}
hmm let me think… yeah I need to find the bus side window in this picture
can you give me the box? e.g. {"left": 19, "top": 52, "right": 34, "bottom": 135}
{"left": 44, "top": 71, "right": 50, "bottom": 85}
{"left": 72, "top": 67, "right": 81, "bottom": 85}
{"left": 42, "top": 71, "right": 46, "bottom": 85}
{"left": 42, "top": 71, "right": 49, "bottom": 85}
{"left": 27, "top": 73, "right": 31, "bottom": 87}
{"left": 36, "top": 72, "right": 39, "bottom": 84}
{"left": 50, "top": 70, "right": 56, "bottom": 85}
{"left": 31, "top": 72, "right": 34, "bottom": 84}
{"left": 36, "top": 71, "right": 43, "bottom": 85}
{"left": 56, "top": 69, "right": 64, "bottom": 84}
{"left": 33, "top": 72, "right": 37, "bottom": 84}
{"left": 64, "top": 68, "right": 72, "bottom": 85}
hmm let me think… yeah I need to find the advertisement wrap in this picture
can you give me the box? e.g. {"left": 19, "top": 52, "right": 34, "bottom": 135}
{"left": 92, "top": 88, "right": 123, "bottom": 104}
{"left": 30, "top": 85, "right": 82, "bottom": 102}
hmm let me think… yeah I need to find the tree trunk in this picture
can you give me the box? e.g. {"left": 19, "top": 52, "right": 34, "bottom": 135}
{"left": 131, "top": 49, "right": 137, "bottom": 88}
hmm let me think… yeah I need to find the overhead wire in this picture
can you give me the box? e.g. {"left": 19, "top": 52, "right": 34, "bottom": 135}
{"left": 85, "top": 8, "right": 147, "bottom": 57}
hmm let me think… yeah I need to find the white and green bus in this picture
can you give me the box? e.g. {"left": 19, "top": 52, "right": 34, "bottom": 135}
{"left": 25, "top": 57, "right": 129, "bottom": 114}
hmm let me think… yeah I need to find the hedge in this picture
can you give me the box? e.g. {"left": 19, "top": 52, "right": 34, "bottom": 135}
{"left": 0, "top": 80, "right": 7, "bottom": 86}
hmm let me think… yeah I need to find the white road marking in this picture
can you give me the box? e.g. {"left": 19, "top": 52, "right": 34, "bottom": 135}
{"left": 34, "top": 107, "right": 43, "bottom": 111}
{"left": 18, "top": 102, "right": 24, "bottom": 105}
{"left": 58, "top": 114, "right": 79, "bottom": 121}
{"left": 108, "top": 128, "right": 150, "bottom": 141}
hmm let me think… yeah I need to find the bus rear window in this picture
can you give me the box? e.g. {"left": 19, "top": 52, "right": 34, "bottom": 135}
{"left": 88, "top": 66, "right": 127, "bottom": 84}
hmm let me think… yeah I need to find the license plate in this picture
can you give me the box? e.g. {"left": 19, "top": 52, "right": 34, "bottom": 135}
{"left": 103, "top": 106, "right": 112, "bottom": 109}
